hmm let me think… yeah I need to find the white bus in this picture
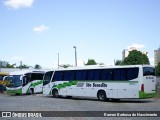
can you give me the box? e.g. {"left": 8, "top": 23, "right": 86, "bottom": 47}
{"left": 43, "top": 65, "right": 156, "bottom": 101}
{"left": 6, "top": 70, "right": 45, "bottom": 95}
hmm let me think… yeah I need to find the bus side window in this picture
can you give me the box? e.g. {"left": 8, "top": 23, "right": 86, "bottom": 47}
{"left": 106, "top": 69, "right": 113, "bottom": 80}
{"left": 127, "top": 68, "right": 139, "bottom": 80}
{"left": 101, "top": 69, "right": 107, "bottom": 80}
{"left": 88, "top": 70, "right": 94, "bottom": 80}
{"left": 81, "top": 70, "right": 87, "bottom": 80}
{"left": 52, "top": 71, "right": 64, "bottom": 81}
{"left": 101, "top": 69, "right": 112, "bottom": 80}
{"left": 114, "top": 69, "right": 121, "bottom": 80}
{"left": 75, "top": 70, "right": 81, "bottom": 80}
{"left": 64, "top": 71, "right": 74, "bottom": 81}
{"left": 30, "top": 73, "right": 37, "bottom": 82}
{"left": 87, "top": 69, "right": 100, "bottom": 80}
{"left": 22, "top": 76, "right": 29, "bottom": 86}
{"left": 94, "top": 69, "right": 100, "bottom": 80}
{"left": 121, "top": 69, "right": 127, "bottom": 80}
{"left": 36, "top": 73, "right": 44, "bottom": 80}
{"left": 68, "top": 71, "right": 74, "bottom": 80}
{"left": 75, "top": 70, "right": 86, "bottom": 80}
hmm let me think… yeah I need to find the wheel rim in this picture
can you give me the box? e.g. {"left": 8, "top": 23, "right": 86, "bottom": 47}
{"left": 98, "top": 92, "right": 106, "bottom": 100}
{"left": 100, "top": 93, "right": 104, "bottom": 100}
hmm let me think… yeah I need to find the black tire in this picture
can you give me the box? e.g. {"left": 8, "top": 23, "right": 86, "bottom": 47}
{"left": 66, "top": 96, "right": 72, "bottom": 99}
{"left": 111, "top": 99, "right": 120, "bottom": 102}
{"left": 97, "top": 90, "right": 107, "bottom": 101}
{"left": 29, "top": 88, "right": 34, "bottom": 95}
{"left": 52, "top": 89, "right": 59, "bottom": 98}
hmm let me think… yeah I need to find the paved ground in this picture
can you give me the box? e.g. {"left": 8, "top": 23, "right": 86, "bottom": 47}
{"left": 0, "top": 93, "right": 160, "bottom": 120}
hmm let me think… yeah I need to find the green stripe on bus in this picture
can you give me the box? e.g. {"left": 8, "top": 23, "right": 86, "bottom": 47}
{"left": 139, "top": 91, "right": 156, "bottom": 99}
{"left": 26, "top": 80, "right": 43, "bottom": 94}
{"left": 49, "top": 81, "right": 78, "bottom": 95}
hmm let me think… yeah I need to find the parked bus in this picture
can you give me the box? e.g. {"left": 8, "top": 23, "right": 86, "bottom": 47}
{"left": 6, "top": 70, "right": 45, "bottom": 95}
{"left": 43, "top": 65, "right": 156, "bottom": 101}
{"left": 0, "top": 72, "right": 9, "bottom": 92}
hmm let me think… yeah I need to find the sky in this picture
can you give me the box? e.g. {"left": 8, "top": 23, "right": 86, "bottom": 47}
{"left": 0, "top": 0, "right": 160, "bottom": 68}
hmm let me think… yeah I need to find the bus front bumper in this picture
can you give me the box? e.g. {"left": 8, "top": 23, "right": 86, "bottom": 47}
{"left": 6, "top": 88, "right": 22, "bottom": 95}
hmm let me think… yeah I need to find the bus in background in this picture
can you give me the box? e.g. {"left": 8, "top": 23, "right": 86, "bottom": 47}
{"left": 6, "top": 70, "right": 45, "bottom": 95}
{"left": 0, "top": 72, "right": 9, "bottom": 92}
{"left": 43, "top": 65, "right": 156, "bottom": 101}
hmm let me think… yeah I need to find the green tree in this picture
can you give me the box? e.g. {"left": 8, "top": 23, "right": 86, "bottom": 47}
{"left": 85, "top": 59, "right": 97, "bottom": 65}
{"left": 59, "top": 64, "right": 73, "bottom": 68}
{"left": 98, "top": 62, "right": 104, "bottom": 65}
{"left": 34, "top": 64, "right": 41, "bottom": 69}
{"left": 6, "top": 62, "right": 16, "bottom": 68}
{"left": 115, "top": 60, "right": 122, "bottom": 65}
{"left": 17, "top": 64, "right": 29, "bottom": 69}
{"left": 155, "top": 62, "right": 160, "bottom": 76}
{"left": 122, "top": 50, "right": 150, "bottom": 65}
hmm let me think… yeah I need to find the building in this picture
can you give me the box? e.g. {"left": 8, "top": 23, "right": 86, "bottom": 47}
{"left": 122, "top": 47, "right": 148, "bottom": 60}
{"left": 154, "top": 47, "right": 160, "bottom": 66}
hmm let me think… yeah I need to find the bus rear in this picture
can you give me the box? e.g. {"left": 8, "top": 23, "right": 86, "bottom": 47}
{"left": 139, "top": 66, "right": 156, "bottom": 98}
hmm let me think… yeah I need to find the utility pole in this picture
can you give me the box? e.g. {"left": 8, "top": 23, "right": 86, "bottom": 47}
{"left": 73, "top": 46, "right": 77, "bottom": 66}
{"left": 58, "top": 53, "right": 59, "bottom": 69}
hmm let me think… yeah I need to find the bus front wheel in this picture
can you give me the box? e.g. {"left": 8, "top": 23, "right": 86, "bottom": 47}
{"left": 97, "top": 90, "right": 107, "bottom": 101}
{"left": 52, "top": 89, "right": 59, "bottom": 98}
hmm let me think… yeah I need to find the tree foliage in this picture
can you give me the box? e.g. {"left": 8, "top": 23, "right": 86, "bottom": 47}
{"left": 59, "top": 64, "right": 73, "bottom": 68}
{"left": 115, "top": 60, "right": 122, "bottom": 65}
{"left": 6, "top": 63, "right": 16, "bottom": 68}
{"left": 34, "top": 64, "right": 41, "bottom": 69}
{"left": 85, "top": 59, "right": 97, "bottom": 65}
{"left": 17, "top": 64, "right": 29, "bottom": 68}
{"left": 122, "top": 50, "right": 150, "bottom": 65}
{"left": 155, "top": 62, "right": 160, "bottom": 76}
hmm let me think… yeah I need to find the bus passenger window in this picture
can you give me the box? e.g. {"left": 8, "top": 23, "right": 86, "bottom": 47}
{"left": 52, "top": 71, "right": 64, "bottom": 81}
{"left": 94, "top": 69, "right": 100, "bottom": 80}
{"left": 114, "top": 69, "right": 121, "bottom": 80}
{"left": 75, "top": 70, "right": 81, "bottom": 80}
{"left": 75, "top": 70, "right": 86, "bottom": 80}
{"left": 64, "top": 71, "right": 74, "bottom": 81}
{"left": 88, "top": 70, "right": 94, "bottom": 80}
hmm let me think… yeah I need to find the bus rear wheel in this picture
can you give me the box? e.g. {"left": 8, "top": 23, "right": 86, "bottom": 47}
{"left": 66, "top": 96, "right": 72, "bottom": 99}
{"left": 97, "top": 90, "right": 107, "bottom": 101}
{"left": 52, "top": 89, "right": 59, "bottom": 98}
{"left": 29, "top": 88, "right": 34, "bottom": 94}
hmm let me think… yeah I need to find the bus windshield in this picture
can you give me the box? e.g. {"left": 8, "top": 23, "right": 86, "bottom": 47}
{"left": 143, "top": 67, "right": 155, "bottom": 76}
{"left": 7, "top": 75, "right": 22, "bottom": 87}
{"left": 0, "top": 75, "right": 3, "bottom": 80}
{"left": 43, "top": 71, "right": 53, "bottom": 86}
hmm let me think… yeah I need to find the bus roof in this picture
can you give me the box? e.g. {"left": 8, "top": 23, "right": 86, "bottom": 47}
{"left": 0, "top": 72, "right": 9, "bottom": 76}
{"left": 46, "top": 65, "right": 154, "bottom": 72}
{"left": 9, "top": 70, "right": 46, "bottom": 75}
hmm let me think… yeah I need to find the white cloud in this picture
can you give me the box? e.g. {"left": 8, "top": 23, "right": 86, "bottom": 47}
{"left": 11, "top": 56, "right": 25, "bottom": 61}
{"left": 33, "top": 25, "right": 49, "bottom": 32}
{"left": 4, "top": 0, "right": 34, "bottom": 9}
{"left": 127, "top": 43, "right": 145, "bottom": 50}
{"left": 149, "top": 58, "right": 154, "bottom": 62}
{"left": 149, "top": 58, "right": 154, "bottom": 65}
{"left": 77, "top": 60, "right": 85, "bottom": 67}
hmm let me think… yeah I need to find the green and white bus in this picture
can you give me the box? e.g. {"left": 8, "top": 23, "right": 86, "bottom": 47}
{"left": 6, "top": 70, "right": 45, "bottom": 95}
{"left": 43, "top": 65, "right": 156, "bottom": 101}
